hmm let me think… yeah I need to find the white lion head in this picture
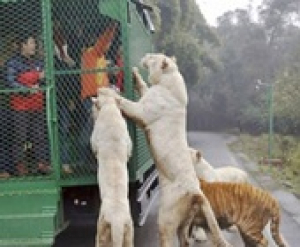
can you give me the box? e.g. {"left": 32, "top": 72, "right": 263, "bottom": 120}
{"left": 140, "top": 53, "right": 177, "bottom": 85}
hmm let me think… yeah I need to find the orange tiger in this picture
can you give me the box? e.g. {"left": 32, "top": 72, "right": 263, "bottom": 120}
{"left": 190, "top": 179, "right": 287, "bottom": 247}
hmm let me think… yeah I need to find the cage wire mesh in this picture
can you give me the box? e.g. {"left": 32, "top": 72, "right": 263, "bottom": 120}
{"left": 0, "top": 0, "right": 153, "bottom": 183}
{"left": 52, "top": 0, "right": 123, "bottom": 180}
{"left": 0, "top": 0, "right": 50, "bottom": 179}
{"left": 0, "top": 0, "right": 123, "bottom": 181}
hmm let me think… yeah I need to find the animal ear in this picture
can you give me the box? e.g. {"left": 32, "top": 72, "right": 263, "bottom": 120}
{"left": 161, "top": 58, "right": 168, "bottom": 70}
{"left": 171, "top": 56, "right": 177, "bottom": 63}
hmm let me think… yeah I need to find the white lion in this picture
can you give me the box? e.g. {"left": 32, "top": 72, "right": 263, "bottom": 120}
{"left": 132, "top": 62, "right": 248, "bottom": 245}
{"left": 90, "top": 93, "right": 134, "bottom": 247}
{"left": 98, "top": 53, "right": 231, "bottom": 247}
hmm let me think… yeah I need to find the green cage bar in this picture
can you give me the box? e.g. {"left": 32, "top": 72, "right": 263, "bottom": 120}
{"left": 0, "top": 0, "right": 157, "bottom": 245}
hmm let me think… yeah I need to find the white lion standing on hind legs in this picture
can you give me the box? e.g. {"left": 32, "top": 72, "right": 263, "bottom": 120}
{"left": 132, "top": 64, "right": 249, "bottom": 185}
{"left": 98, "top": 53, "right": 232, "bottom": 247}
{"left": 90, "top": 92, "right": 134, "bottom": 247}
{"left": 131, "top": 61, "right": 249, "bottom": 185}
{"left": 132, "top": 58, "right": 249, "bottom": 244}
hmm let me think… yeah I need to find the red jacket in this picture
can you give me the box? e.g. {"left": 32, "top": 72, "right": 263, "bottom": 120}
{"left": 81, "top": 25, "right": 116, "bottom": 99}
{"left": 6, "top": 55, "right": 44, "bottom": 111}
{"left": 11, "top": 71, "right": 44, "bottom": 111}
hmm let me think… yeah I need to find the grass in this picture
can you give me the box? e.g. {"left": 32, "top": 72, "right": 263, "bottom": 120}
{"left": 230, "top": 133, "right": 300, "bottom": 196}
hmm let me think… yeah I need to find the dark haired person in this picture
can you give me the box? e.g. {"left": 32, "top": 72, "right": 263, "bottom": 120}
{"left": 6, "top": 32, "right": 50, "bottom": 175}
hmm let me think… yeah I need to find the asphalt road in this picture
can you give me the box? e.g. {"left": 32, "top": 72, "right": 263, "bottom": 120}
{"left": 53, "top": 131, "right": 300, "bottom": 247}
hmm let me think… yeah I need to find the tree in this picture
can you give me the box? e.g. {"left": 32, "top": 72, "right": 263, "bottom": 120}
{"left": 274, "top": 67, "right": 300, "bottom": 134}
{"left": 146, "top": 0, "right": 219, "bottom": 85}
{"left": 188, "top": 1, "right": 300, "bottom": 133}
{"left": 147, "top": 0, "right": 300, "bottom": 133}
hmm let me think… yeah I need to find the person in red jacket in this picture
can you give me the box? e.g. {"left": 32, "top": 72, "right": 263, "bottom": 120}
{"left": 6, "top": 31, "right": 50, "bottom": 175}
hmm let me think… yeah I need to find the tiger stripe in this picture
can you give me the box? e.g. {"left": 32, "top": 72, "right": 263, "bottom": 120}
{"left": 191, "top": 179, "right": 287, "bottom": 247}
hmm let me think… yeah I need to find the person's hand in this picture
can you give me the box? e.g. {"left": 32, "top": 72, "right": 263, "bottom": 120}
{"left": 39, "top": 71, "right": 45, "bottom": 79}
{"left": 30, "top": 84, "right": 40, "bottom": 93}
{"left": 30, "top": 84, "right": 40, "bottom": 94}
{"left": 64, "top": 56, "right": 76, "bottom": 67}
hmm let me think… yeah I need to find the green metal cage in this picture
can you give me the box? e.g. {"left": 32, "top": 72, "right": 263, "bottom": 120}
{"left": 0, "top": 0, "right": 156, "bottom": 245}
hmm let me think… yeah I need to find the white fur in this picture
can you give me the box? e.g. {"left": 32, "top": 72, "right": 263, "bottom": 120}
{"left": 190, "top": 148, "right": 249, "bottom": 183}
{"left": 191, "top": 226, "right": 208, "bottom": 242}
{"left": 90, "top": 94, "right": 134, "bottom": 247}
{"left": 99, "top": 53, "right": 231, "bottom": 247}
